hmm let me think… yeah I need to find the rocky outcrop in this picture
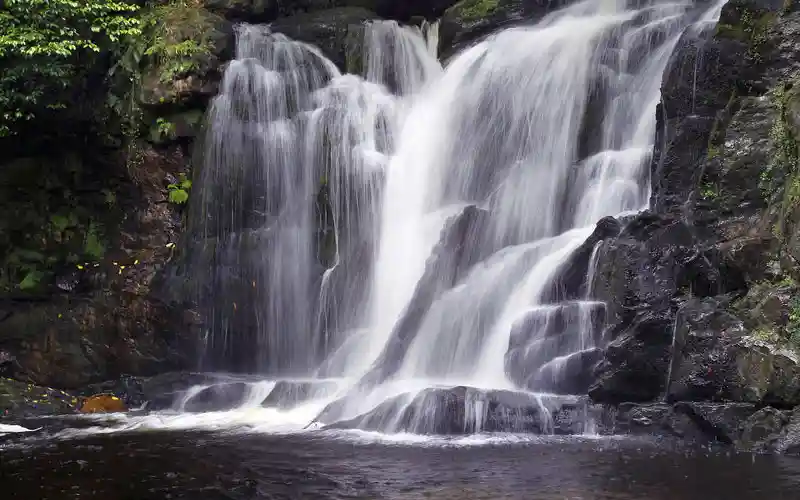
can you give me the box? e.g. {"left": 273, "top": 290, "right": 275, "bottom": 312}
{"left": 588, "top": 213, "right": 722, "bottom": 403}
{"left": 439, "top": 0, "right": 569, "bottom": 58}
{"left": 588, "top": 0, "right": 800, "bottom": 450}
{"left": 326, "top": 386, "right": 593, "bottom": 434}
{"left": 0, "top": 378, "right": 78, "bottom": 419}
{"left": 0, "top": 144, "right": 201, "bottom": 390}
{"left": 269, "top": 7, "right": 379, "bottom": 70}
{"left": 204, "top": 0, "right": 458, "bottom": 23}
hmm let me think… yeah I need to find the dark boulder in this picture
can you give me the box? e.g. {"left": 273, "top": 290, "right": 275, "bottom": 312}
{"left": 439, "top": 0, "right": 571, "bottom": 59}
{"left": 588, "top": 213, "right": 722, "bottom": 403}
{"left": 375, "top": 0, "right": 459, "bottom": 21}
{"left": 326, "top": 386, "right": 591, "bottom": 434}
{"left": 269, "top": 7, "right": 380, "bottom": 71}
{"left": 204, "top": 0, "right": 379, "bottom": 22}
{"left": 182, "top": 382, "right": 251, "bottom": 412}
{"left": 600, "top": 401, "right": 758, "bottom": 445}
{"left": 541, "top": 216, "right": 621, "bottom": 303}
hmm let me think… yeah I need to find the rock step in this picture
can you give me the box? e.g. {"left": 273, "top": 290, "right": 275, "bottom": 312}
{"left": 325, "top": 386, "right": 595, "bottom": 435}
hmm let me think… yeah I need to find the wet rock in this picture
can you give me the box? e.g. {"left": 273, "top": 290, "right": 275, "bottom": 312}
{"left": 602, "top": 401, "right": 757, "bottom": 445}
{"left": 667, "top": 298, "right": 800, "bottom": 407}
{"left": 504, "top": 301, "right": 606, "bottom": 393}
{"left": 375, "top": 0, "right": 459, "bottom": 21}
{"left": 738, "top": 406, "right": 791, "bottom": 451}
{"left": 439, "top": 0, "right": 570, "bottom": 58}
{"left": 80, "top": 394, "right": 127, "bottom": 414}
{"left": 650, "top": 0, "right": 778, "bottom": 215}
{"left": 673, "top": 401, "right": 757, "bottom": 444}
{"left": 270, "top": 7, "right": 379, "bottom": 71}
{"left": 541, "top": 216, "right": 621, "bottom": 303}
{"left": 204, "top": 0, "right": 380, "bottom": 22}
{"left": 326, "top": 386, "right": 589, "bottom": 434}
{"left": 528, "top": 348, "right": 604, "bottom": 395}
{"left": 262, "top": 380, "right": 339, "bottom": 409}
{"left": 588, "top": 213, "right": 722, "bottom": 403}
{"left": 602, "top": 403, "right": 706, "bottom": 441}
{"left": 0, "top": 378, "right": 78, "bottom": 419}
{"left": 183, "top": 382, "right": 251, "bottom": 412}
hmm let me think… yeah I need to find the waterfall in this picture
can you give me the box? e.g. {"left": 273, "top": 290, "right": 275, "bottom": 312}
{"left": 185, "top": 0, "right": 726, "bottom": 433}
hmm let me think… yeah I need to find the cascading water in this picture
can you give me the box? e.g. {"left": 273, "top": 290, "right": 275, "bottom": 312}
{"left": 180, "top": 0, "right": 727, "bottom": 435}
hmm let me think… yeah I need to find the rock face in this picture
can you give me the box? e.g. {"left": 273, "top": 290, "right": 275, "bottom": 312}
{"left": 269, "top": 7, "right": 380, "bottom": 70}
{"left": 439, "top": 0, "right": 570, "bottom": 58}
{"left": 588, "top": 213, "right": 722, "bottom": 403}
{"left": 0, "top": 378, "right": 78, "bottom": 419}
{"left": 586, "top": 0, "right": 800, "bottom": 451}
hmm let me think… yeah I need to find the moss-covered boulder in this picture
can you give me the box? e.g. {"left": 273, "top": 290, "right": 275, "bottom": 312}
{"left": 667, "top": 297, "right": 800, "bottom": 406}
{"left": 137, "top": 3, "right": 234, "bottom": 111}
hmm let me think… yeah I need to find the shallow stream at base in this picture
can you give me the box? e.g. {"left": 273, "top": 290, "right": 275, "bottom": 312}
{"left": 3, "top": 429, "right": 800, "bottom": 499}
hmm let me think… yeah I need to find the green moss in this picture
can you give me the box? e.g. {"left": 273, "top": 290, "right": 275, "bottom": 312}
{"left": 700, "top": 183, "right": 720, "bottom": 200}
{"left": 716, "top": 8, "right": 776, "bottom": 62}
{"left": 455, "top": 0, "right": 501, "bottom": 22}
{"left": 140, "top": 0, "right": 221, "bottom": 83}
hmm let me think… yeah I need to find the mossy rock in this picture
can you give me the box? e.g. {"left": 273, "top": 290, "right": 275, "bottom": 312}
{"left": 138, "top": 4, "right": 235, "bottom": 110}
{"left": 0, "top": 378, "right": 78, "bottom": 419}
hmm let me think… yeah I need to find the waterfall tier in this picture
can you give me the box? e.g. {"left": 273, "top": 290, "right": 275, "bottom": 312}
{"left": 187, "top": 0, "right": 725, "bottom": 434}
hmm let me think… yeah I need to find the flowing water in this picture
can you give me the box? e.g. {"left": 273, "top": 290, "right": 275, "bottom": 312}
{"left": 6, "top": 1, "right": 800, "bottom": 497}
{"left": 179, "top": 0, "right": 732, "bottom": 433}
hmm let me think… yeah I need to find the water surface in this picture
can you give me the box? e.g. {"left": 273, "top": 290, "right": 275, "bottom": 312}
{"left": 3, "top": 431, "right": 799, "bottom": 499}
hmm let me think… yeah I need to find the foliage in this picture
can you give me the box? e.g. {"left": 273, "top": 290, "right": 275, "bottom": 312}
{"left": 787, "top": 296, "right": 800, "bottom": 348}
{"left": 167, "top": 173, "right": 192, "bottom": 204}
{"left": 0, "top": 0, "right": 141, "bottom": 137}
{"left": 0, "top": 156, "right": 112, "bottom": 294}
{"left": 453, "top": 0, "right": 500, "bottom": 22}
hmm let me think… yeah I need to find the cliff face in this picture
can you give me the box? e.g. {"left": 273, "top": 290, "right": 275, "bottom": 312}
{"left": 586, "top": 0, "right": 800, "bottom": 451}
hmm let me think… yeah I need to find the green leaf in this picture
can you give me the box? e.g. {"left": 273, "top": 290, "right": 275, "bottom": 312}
{"left": 168, "top": 188, "right": 189, "bottom": 204}
{"left": 19, "top": 270, "right": 43, "bottom": 291}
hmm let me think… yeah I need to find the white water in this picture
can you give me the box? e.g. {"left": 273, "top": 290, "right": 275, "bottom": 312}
{"left": 86, "top": 0, "right": 727, "bottom": 438}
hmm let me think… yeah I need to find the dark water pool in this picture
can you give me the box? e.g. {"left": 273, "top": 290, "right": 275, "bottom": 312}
{"left": 2, "top": 431, "right": 800, "bottom": 499}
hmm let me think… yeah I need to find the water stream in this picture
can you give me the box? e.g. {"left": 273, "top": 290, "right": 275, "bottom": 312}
{"left": 136, "top": 0, "right": 726, "bottom": 436}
